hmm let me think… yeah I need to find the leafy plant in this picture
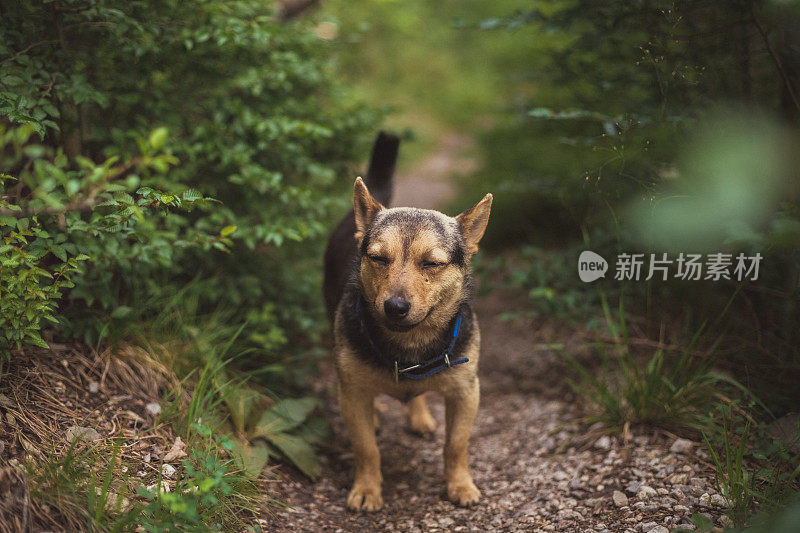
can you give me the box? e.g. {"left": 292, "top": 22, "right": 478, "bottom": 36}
{"left": 0, "top": 123, "right": 218, "bottom": 359}
{"left": 703, "top": 406, "right": 800, "bottom": 529}
{"left": 1, "top": 0, "right": 376, "bottom": 372}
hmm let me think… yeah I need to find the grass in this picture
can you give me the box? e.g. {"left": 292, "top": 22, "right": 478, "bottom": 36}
{"left": 565, "top": 291, "right": 729, "bottom": 430}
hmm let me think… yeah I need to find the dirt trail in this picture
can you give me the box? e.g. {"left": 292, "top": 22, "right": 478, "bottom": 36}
{"left": 264, "top": 136, "right": 725, "bottom": 532}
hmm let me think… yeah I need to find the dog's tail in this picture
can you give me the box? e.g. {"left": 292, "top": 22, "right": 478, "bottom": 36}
{"left": 364, "top": 131, "right": 400, "bottom": 207}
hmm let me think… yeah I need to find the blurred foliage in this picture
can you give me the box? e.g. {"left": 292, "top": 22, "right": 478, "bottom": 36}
{"left": 454, "top": 0, "right": 800, "bottom": 413}
{"left": 0, "top": 0, "right": 377, "bottom": 383}
{"left": 322, "top": 0, "right": 532, "bottom": 159}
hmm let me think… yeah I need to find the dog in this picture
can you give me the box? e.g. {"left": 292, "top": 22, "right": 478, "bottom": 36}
{"left": 323, "top": 132, "right": 492, "bottom": 512}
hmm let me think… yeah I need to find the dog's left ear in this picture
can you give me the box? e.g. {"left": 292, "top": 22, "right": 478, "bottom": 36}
{"left": 456, "top": 193, "right": 493, "bottom": 256}
{"left": 353, "top": 177, "right": 384, "bottom": 244}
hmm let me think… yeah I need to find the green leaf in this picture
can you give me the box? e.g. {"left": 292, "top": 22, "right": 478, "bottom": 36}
{"left": 251, "top": 397, "right": 316, "bottom": 439}
{"left": 224, "top": 387, "right": 263, "bottom": 434}
{"left": 271, "top": 397, "right": 317, "bottom": 425}
{"left": 148, "top": 127, "right": 169, "bottom": 150}
{"left": 268, "top": 432, "right": 321, "bottom": 480}
{"left": 220, "top": 225, "right": 237, "bottom": 237}
{"left": 230, "top": 440, "right": 271, "bottom": 479}
{"left": 110, "top": 306, "right": 131, "bottom": 319}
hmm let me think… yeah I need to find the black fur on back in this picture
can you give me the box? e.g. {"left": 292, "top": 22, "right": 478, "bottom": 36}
{"left": 323, "top": 132, "right": 400, "bottom": 321}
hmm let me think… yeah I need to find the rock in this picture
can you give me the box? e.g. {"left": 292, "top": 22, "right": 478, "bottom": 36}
{"left": 0, "top": 393, "right": 14, "bottom": 408}
{"left": 613, "top": 491, "right": 629, "bottom": 507}
{"left": 641, "top": 522, "right": 658, "bottom": 532}
{"left": 637, "top": 486, "right": 657, "bottom": 500}
{"left": 88, "top": 381, "right": 100, "bottom": 393}
{"left": 625, "top": 480, "right": 641, "bottom": 494}
{"left": 161, "top": 463, "right": 176, "bottom": 479}
{"left": 594, "top": 435, "right": 612, "bottom": 450}
{"left": 145, "top": 402, "right": 162, "bottom": 416}
{"left": 66, "top": 425, "right": 101, "bottom": 443}
{"left": 699, "top": 492, "right": 710, "bottom": 506}
{"left": 673, "top": 505, "right": 689, "bottom": 513}
{"left": 96, "top": 487, "right": 131, "bottom": 513}
{"left": 649, "top": 527, "right": 669, "bottom": 533}
{"left": 719, "top": 515, "right": 734, "bottom": 527}
{"left": 670, "top": 473, "right": 688, "bottom": 485}
{"left": 710, "top": 494, "right": 727, "bottom": 507}
{"left": 670, "top": 438, "right": 694, "bottom": 454}
{"left": 438, "top": 517, "right": 454, "bottom": 528}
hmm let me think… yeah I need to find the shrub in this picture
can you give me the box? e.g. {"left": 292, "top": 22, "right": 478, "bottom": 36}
{"left": 0, "top": 0, "right": 376, "bottom": 377}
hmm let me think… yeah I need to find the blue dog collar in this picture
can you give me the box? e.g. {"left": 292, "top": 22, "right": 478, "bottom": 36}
{"left": 355, "top": 299, "right": 469, "bottom": 383}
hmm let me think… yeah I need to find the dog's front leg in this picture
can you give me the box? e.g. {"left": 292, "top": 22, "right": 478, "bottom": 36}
{"left": 339, "top": 384, "right": 383, "bottom": 511}
{"left": 443, "top": 376, "right": 481, "bottom": 506}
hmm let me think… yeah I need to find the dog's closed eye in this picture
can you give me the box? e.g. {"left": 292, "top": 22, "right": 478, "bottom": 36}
{"left": 368, "top": 254, "right": 390, "bottom": 266}
{"left": 421, "top": 260, "right": 447, "bottom": 269}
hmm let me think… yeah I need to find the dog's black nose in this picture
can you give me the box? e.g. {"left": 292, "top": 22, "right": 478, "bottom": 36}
{"left": 384, "top": 298, "right": 411, "bottom": 319}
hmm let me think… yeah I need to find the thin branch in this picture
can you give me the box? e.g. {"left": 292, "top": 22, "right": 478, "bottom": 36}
{"left": 0, "top": 40, "right": 59, "bottom": 65}
{"left": 0, "top": 198, "right": 101, "bottom": 217}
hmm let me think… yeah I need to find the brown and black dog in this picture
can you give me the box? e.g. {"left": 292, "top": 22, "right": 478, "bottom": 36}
{"left": 323, "top": 132, "right": 492, "bottom": 512}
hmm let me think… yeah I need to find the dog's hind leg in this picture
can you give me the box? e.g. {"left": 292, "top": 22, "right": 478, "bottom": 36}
{"left": 404, "top": 393, "right": 437, "bottom": 434}
{"left": 443, "top": 377, "right": 481, "bottom": 507}
{"left": 339, "top": 384, "right": 383, "bottom": 511}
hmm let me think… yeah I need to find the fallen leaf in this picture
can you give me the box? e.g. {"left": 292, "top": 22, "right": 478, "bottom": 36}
{"left": 163, "top": 436, "right": 187, "bottom": 462}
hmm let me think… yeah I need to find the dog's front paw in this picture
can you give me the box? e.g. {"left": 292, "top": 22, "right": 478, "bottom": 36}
{"left": 347, "top": 484, "right": 383, "bottom": 512}
{"left": 447, "top": 480, "right": 481, "bottom": 507}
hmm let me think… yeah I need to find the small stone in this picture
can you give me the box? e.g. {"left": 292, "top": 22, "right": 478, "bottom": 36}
{"left": 595, "top": 435, "right": 612, "bottom": 450}
{"left": 719, "top": 515, "right": 734, "bottom": 527}
{"left": 670, "top": 438, "right": 694, "bottom": 454}
{"left": 144, "top": 453, "right": 151, "bottom": 463}
{"left": 699, "top": 492, "right": 710, "bottom": 506}
{"left": 710, "top": 494, "right": 727, "bottom": 507}
{"left": 0, "top": 394, "right": 14, "bottom": 407}
{"left": 88, "top": 381, "right": 99, "bottom": 393}
{"left": 641, "top": 522, "right": 658, "bottom": 532}
{"left": 145, "top": 402, "right": 162, "bottom": 416}
{"left": 438, "top": 517, "right": 454, "bottom": 528}
{"left": 625, "top": 480, "right": 641, "bottom": 494}
{"left": 673, "top": 504, "right": 689, "bottom": 513}
{"left": 161, "top": 463, "right": 176, "bottom": 479}
{"left": 649, "top": 527, "right": 669, "bottom": 533}
{"left": 66, "top": 426, "right": 101, "bottom": 443}
{"left": 637, "top": 485, "right": 657, "bottom": 500}
{"left": 613, "top": 491, "right": 629, "bottom": 507}
{"left": 670, "top": 473, "right": 688, "bottom": 485}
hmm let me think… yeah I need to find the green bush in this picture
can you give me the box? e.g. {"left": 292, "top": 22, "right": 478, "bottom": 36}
{"left": 0, "top": 123, "right": 215, "bottom": 359}
{"left": 1, "top": 0, "right": 376, "bottom": 377}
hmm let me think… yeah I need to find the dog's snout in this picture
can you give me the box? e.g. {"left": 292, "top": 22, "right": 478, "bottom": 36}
{"left": 384, "top": 297, "right": 411, "bottom": 319}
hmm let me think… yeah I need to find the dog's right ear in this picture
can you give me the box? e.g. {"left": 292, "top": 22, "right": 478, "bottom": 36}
{"left": 353, "top": 177, "right": 384, "bottom": 244}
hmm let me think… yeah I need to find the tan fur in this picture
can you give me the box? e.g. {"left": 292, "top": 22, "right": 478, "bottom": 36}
{"left": 334, "top": 180, "right": 491, "bottom": 512}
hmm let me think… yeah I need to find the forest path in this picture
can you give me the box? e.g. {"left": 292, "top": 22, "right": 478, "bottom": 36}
{"left": 264, "top": 134, "right": 724, "bottom": 532}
